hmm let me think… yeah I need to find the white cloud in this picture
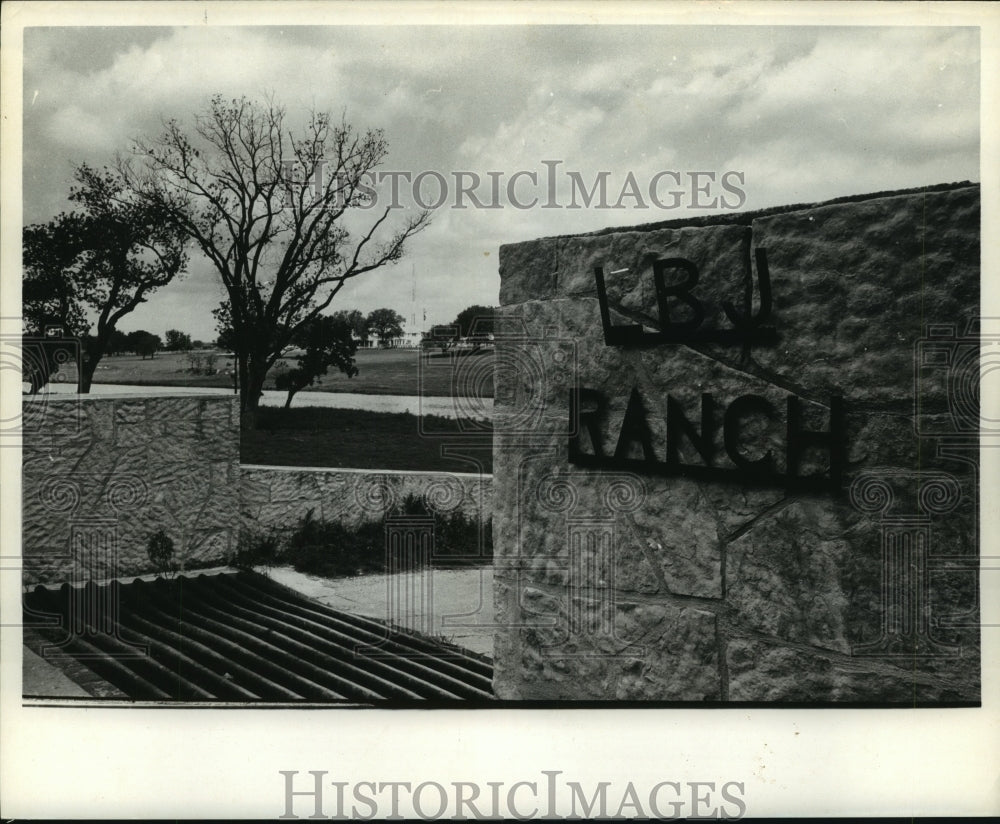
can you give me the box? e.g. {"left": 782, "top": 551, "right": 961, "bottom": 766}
{"left": 21, "top": 24, "right": 979, "bottom": 336}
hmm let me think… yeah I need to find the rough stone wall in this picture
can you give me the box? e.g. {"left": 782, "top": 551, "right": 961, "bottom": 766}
{"left": 493, "top": 184, "right": 980, "bottom": 702}
{"left": 241, "top": 465, "right": 492, "bottom": 533}
{"left": 22, "top": 394, "right": 240, "bottom": 585}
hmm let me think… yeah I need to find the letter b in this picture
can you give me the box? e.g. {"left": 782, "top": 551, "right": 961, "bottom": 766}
{"left": 654, "top": 258, "right": 705, "bottom": 333}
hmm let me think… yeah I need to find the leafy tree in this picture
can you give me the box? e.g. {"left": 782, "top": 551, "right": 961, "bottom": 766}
{"left": 107, "top": 329, "right": 130, "bottom": 355}
{"left": 335, "top": 308, "right": 368, "bottom": 345}
{"left": 420, "top": 306, "right": 495, "bottom": 356}
{"left": 127, "top": 330, "right": 161, "bottom": 359}
{"left": 215, "top": 323, "right": 236, "bottom": 353}
{"left": 366, "top": 307, "right": 405, "bottom": 346}
{"left": 139, "top": 333, "right": 162, "bottom": 359}
{"left": 453, "top": 304, "right": 496, "bottom": 341}
{"left": 274, "top": 313, "right": 359, "bottom": 408}
{"left": 164, "top": 329, "right": 193, "bottom": 351}
{"left": 22, "top": 164, "right": 187, "bottom": 392}
{"left": 21, "top": 215, "right": 91, "bottom": 336}
{"left": 118, "top": 94, "right": 430, "bottom": 427}
{"left": 21, "top": 326, "right": 81, "bottom": 395}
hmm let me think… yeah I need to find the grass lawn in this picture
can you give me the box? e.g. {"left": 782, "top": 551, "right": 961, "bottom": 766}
{"left": 242, "top": 406, "right": 494, "bottom": 473}
{"left": 84, "top": 350, "right": 233, "bottom": 388}
{"left": 65, "top": 349, "right": 496, "bottom": 472}
{"left": 90, "top": 347, "right": 494, "bottom": 397}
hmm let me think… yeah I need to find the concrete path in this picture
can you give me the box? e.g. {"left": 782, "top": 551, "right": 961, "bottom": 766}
{"left": 22, "top": 647, "right": 91, "bottom": 698}
{"left": 263, "top": 565, "right": 496, "bottom": 658}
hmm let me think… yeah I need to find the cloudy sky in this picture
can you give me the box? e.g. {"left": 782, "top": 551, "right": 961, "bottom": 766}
{"left": 22, "top": 24, "right": 979, "bottom": 341}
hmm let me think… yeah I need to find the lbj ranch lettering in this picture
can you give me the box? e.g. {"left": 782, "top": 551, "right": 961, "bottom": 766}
{"left": 573, "top": 249, "right": 847, "bottom": 494}
{"left": 594, "top": 235, "right": 776, "bottom": 346}
{"left": 568, "top": 386, "right": 845, "bottom": 494}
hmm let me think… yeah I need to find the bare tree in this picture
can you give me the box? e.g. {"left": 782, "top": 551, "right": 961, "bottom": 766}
{"left": 119, "top": 94, "right": 430, "bottom": 427}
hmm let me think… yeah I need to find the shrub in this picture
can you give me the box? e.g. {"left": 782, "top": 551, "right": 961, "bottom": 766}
{"left": 146, "top": 529, "right": 178, "bottom": 577}
{"left": 232, "top": 529, "right": 281, "bottom": 570}
{"left": 230, "top": 497, "right": 492, "bottom": 580}
{"left": 276, "top": 498, "right": 492, "bottom": 579}
{"left": 185, "top": 351, "right": 219, "bottom": 375}
{"left": 283, "top": 510, "right": 385, "bottom": 577}
{"left": 435, "top": 507, "right": 492, "bottom": 568}
{"left": 393, "top": 493, "right": 491, "bottom": 568}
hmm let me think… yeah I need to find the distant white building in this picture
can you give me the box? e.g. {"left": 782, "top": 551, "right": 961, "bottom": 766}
{"left": 356, "top": 330, "right": 425, "bottom": 349}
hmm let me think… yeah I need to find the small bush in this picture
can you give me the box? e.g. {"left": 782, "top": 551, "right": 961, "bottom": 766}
{"left": 185, "top": 351, "right": 219, "bottom": 375}
{"left": 230, "top": 498, "right": 491, "bottom": 579}
{"left": 275, "top": 498, "right": 492, "bottom": 579}
{"left": 393, "top": 493, "right": 491, "bottom": 568}
{"left": 146, "top": 529, "right": 179, "bottom": 577}
{"left": 232, "top": 530, "right": 281, "bottom": 570}
{"left": 284, "top": 510, "right": 385, "bottom": 577}
{"left": 435, "top": 507, "right": 492, "bottom": 568}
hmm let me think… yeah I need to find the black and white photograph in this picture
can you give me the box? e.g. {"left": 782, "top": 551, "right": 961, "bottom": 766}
{"left": 2, "top": 0, "right": 997, "bottom": 818}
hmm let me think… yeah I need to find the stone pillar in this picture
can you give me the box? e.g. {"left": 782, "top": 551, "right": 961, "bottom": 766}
{"left": 493, "top": 184, "right": 980, "bottom": 703}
